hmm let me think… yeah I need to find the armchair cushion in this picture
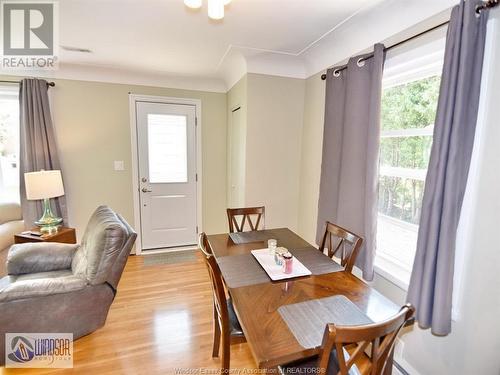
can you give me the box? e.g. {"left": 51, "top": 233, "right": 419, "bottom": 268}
{"left": 0, "top": 270, "right": 87, "bottom": 302}
{"left": 0, "top": 202, "right": 22, "bottom": 225}
{"left": 7, "top": 242, "right": 79, "bottom": 275}
{"left": 0, "top": 220, "right": 25, "bottom": 253}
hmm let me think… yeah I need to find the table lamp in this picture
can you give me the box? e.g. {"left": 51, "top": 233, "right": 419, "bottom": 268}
{"left": 24, "top": 170, "right": 65, "bottom": 233}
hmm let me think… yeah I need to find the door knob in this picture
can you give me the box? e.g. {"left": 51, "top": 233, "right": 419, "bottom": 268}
{"left": 141, "top": 187, "right": 152, "bottom": 193}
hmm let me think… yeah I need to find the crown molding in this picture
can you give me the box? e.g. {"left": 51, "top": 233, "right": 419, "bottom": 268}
{"left": 302, "top": 0, "right": 457, "bottom": 78}
{"left": 3, "top": 63, "right": 228, "bottom": 93}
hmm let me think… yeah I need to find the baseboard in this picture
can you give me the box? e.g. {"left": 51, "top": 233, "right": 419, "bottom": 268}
{"left": 140, "top": 245, "right": 198, "bottom": 255}
{"left": 393, "top": 357, "right": 422, "bottom": 375}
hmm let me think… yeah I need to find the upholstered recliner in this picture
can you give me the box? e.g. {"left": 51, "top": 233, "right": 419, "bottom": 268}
{"left": 0, "top": 206, "right": 136, "bottom": 365}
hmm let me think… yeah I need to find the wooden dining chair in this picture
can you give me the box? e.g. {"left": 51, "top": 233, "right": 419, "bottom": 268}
{"left": 280, "top": 304, "right": 415, "bottom": 375}
{"left": 319, "top": 221, "right": 363, "bottom": 273}
{"left": 198, "top": 233, "right": 246, "bottom": 371}
{"left": 226, "top": 206, "right": 265, "bottom": 233}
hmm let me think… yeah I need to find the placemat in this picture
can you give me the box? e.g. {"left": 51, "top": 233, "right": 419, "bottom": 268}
{"left": 229, "top": 230, "right": 278, "bottom": 244}
{"left": 217, "top": 247, "right": 342, "bottom": 288}
{"left": 278, "top": 295, "right": 373, "bottom": 349}
{"left": 228, "top": 228, "right": 310, "bottom": 249}
{"left": 217, "top": 254, "right": 271, "bottom": 288}
{"left": 291, "top": 248, "right": 343, "bottom": 275}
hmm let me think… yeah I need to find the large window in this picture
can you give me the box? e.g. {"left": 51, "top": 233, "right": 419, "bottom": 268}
{"left": 0, "top": 87, "right": 20, "bottom": 203}
{"left": 375, "top": 35, "right": 445, "bottom": 287}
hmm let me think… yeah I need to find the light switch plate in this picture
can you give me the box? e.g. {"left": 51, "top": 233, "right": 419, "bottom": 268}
{"left": 114, "top": 160, "right": 125, "bottom": 171}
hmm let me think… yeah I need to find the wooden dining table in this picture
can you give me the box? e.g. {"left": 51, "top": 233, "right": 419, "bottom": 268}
{"left": 206, "top": 228, "right": 402, "bottom": 372}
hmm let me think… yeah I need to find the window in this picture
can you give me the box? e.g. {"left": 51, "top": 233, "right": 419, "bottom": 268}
{"left": 375, "top": 33, "right": 445, "bottom": 288}
{"left": 147, "top": 114, "right": 188, "bottom": 183}
{"left": 0, "top": 87, "right": 20, "bottom": 203}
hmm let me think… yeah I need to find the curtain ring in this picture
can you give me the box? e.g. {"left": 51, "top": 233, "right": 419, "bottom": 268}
{"left": 357, "top": 58, "right": 366, "bottom": 67}
{"left": 333, "top": 69, "right": 341, "bottom": 77}
{"left": 475, "top": 4, "right": 483, "bottom": 17}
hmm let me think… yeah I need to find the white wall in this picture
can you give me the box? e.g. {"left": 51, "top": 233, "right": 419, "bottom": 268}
{"left": 227, "top": 76, "right": 248, "bottom": 207}
{"left": 0, "top": 75, "right": 229, "bottom": 240}
{"left": 297, "top": 7, "right": 500, "bottom": 375}
{"left": 245, "top": 73, "right": 305, "bottom": 230}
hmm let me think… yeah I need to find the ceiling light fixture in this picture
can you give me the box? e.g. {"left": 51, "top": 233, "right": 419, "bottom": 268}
{"left": 184, "top": 0, "right": 202, "bottom": 8}
{"left": 207, "top": 0, "right": 224, "bottom": 19}
{"left": 183, "top": 0, "right": 231, "bottom": 19}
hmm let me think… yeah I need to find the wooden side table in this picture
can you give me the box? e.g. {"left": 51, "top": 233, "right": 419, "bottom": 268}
{"left": 14, "top": 227, "right": 77, "bottom": 245}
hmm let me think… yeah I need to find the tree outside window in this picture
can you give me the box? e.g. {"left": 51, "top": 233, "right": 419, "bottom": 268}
{"left": 376, "top": 76, "right": 441, "bottom": 271}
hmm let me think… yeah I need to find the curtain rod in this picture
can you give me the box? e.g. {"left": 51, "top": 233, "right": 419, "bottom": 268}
{"left": 320, "top": 0, "right": 499, "bottom": 80}
{"left": 0, "top": 79, "right": 55, "bottom": 87}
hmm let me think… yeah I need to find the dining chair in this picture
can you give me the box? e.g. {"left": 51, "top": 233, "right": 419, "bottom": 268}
{"left": 319, "top": 221, "right": 363, "bottom": 273}
{"left": 198, "top": 233, "right": 246, "bottom": 371}
{"left": 279, "top": 304, "right": 415, "bottom": 375}
{"left": 226, "top": 206, "right": 265, "bottom": 233}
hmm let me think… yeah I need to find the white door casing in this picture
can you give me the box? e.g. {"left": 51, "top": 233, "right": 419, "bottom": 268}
{"left": 229, "top": 106, "right": 245, "bottom": 208}
{"left": 130, "top": 95, "right": 202, "bottom": 254}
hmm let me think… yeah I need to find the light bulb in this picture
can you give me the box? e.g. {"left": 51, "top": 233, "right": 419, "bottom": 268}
{"left": 184, "top": 0, "right": 202, "bottom": 9}
{"left": 208, "top": 0, "right": 224, "bottom": 19}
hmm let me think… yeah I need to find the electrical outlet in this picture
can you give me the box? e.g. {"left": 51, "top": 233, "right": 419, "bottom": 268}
{"left": 114, "top": 160, "right": 124, "bottom": 171}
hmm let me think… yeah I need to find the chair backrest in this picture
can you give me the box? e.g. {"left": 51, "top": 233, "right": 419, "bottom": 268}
{"left": 226, "top": 206, "right": 265, "bottom": 233}
{"left": 199, "top": 233, "right": 229, "bottom": 329}
{"left": 72, "top": 206, "right": 136, "bottom": 287}
{"left": 317, "top": 304, "right": 415, "bottom": 375}
{"left": 319, "top": 221, "right": 363, "bottom": 273}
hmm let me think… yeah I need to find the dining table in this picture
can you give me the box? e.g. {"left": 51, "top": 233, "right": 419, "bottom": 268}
{"left": 206, "top": 227, "right": 404, "bottom": 373}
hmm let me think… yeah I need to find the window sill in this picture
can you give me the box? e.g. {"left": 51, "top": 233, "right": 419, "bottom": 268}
{"left": 374, "top": 254, "right": 411, "bottom": 291}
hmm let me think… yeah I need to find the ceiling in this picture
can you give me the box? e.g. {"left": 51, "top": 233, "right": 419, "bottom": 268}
{"left": 57, "top": 0, "right": 379, "bottom": 88}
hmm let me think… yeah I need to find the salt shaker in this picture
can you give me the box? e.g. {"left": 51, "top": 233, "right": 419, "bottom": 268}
{"left": 275, "top": 247, "right": 287, "bottom": 266}
{"left": 282, "top": 252, "right": 293, "bottom": 274}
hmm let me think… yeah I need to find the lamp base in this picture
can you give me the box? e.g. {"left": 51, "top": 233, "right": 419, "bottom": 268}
{"left": 35, "top": 198, "right": 63, "bottom": 234}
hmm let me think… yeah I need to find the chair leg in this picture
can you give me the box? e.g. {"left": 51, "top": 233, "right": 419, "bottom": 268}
{"left": 212, "top": 304, "right": 221, "bottom": 358}
{"left": 220, "top": 325, "right": 230, "bottom": 372}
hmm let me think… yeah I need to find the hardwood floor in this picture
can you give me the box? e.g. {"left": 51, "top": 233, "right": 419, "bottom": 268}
{"left": 0, "top": 253, "right": 257, "bottom": 375}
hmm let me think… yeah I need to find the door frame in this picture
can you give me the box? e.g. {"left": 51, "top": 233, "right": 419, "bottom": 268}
{"left": 129, "top": 94, "right": 202, "bottom": 255}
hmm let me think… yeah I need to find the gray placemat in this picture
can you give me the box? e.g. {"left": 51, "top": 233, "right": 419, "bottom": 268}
{"left": 217, "top": 247, "right": 342, "bottom": 288}
{"left": 229, "top": 230, "right": 276, "bottom": 244}
{"left": 291, "top": 248, "right": 343, "bottom": 275}
{"left": 217, "top": 254, "right": 270, "bottom": 288}
{"left": 228, "top": 228, "right": 310, "bottom": 249}
{"left": 278, "top": 295, "right": 373, "bottom": 349}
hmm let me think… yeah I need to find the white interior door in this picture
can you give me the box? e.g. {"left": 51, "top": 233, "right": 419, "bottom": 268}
{"left": 229, "top": 107, "right": 245, "bottom": 207}
{"left": 136, "top": 101, "right": 198, "bottom": 250}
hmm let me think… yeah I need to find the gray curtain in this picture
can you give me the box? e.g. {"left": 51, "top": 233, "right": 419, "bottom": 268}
{"left": 19, "top": 78, "right": 68, "bottom": 227}
{"left": 407, "top": 0, "right": 489, "bottom": 335}
{"left": 316, "top": 44, "right": 385, "bottom": 281}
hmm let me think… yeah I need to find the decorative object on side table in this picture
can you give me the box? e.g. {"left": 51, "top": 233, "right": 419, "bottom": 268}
{"left": 24, "top": 170, "right": 65, "bottom": 233}
{"left": 14, "top": 227, "right": 76, "bottom": 245}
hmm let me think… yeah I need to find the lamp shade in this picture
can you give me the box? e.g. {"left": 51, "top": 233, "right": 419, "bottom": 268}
{"left": 25, "top": 170, "right": 65, "bottom": 200}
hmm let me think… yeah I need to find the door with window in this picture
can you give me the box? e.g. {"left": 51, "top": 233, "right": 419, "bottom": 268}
{"left": 136, "top": 102, "right": 198, "bottom": 250}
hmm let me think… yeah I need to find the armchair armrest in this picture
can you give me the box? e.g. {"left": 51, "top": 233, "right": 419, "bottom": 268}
{"left": 7, "top": 242, "right": 79, "bottom": 275}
